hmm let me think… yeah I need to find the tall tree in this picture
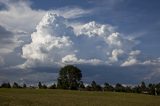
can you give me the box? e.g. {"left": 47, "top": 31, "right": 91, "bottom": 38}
{"left": 115, "top": 83, "right": 124, "bottom": 92}
{"left": 91, "top": 81, "right": 102, "bottom": 91}
{"left": 141, "top": 81, "right": 146, "bottom": 91}
{"left": 104, "top": 82, "right": 114, "bottom": 91}
{"left": 57, "top": 65, "right": 82, "bottom": 90}
{"left": 38, "top": 82, "right": 42, "bottom": 89}
{"left": 49, "top": 83, "right": 56, "bottom": 89}
{"left": 91, "top": 81, "right": 97, "bottom": 90}
{"left": 12, "top": 82, "right": 21, "bottom": 88}
{"left": 23, "top": 83, "right": 27, "bottom": 88}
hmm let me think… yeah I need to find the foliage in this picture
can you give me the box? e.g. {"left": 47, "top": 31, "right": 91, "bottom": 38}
{"left": 38, "top": 82, "right": 42, "bottom": 89}
{"left": 0, "top": 65, "right": 160, "bottom": 96}
{"left": 23, "top": 84, "right": 27, "bottom": 88}
{"left": 91, "top": 81, "right": 102, "bottom": 91}
{"left": 0, "top": 82, "right": 11, "bottom": 88}
{"left": 12, "top": 82, "right": 22, "bottom": 88}
{"left": 104, "top": 82, "right": 114, "bottom": 91}
{"left": 57, "top": 65, "right": 82, "bottom": 90}
{"left": 49, "top": 84, "right": 56, "bottom": 89}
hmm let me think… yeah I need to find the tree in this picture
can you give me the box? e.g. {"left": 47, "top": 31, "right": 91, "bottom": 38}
{"left": 115, "top": 83, "right": 125, "bottom": 92}
{"left": 1, "top": 82, "right": 11, "bottom": 88}
{"left": 12, "top": 82, "right": 21, "bottom": 88}
{"left": 23, "top": 83, "right": 27, "bottom": 88}
{"left": 148, "top": 83, "right": 156, "bottom": 95}
{"left": 104, "top": 82, "right": 114, "bottom": 91}
{"left": 42, "top": 84, "right": 47, "bottom": 89}
{"left": 141, "top": 81, "right": 146, "bottom": 91}
{"left": 57, "top": 65, "right": 82, "bottom": 90}
{"left": 91, "top": 81, "right": 97, "bottom": 89}
{"left": 79, "top": 81, "right": 85, "bottom": 89}
{"left": 38, "top": 82, "right": 42, "bottom": 89}
{"left": 132, "top": 85, "right": 141, "bottom": 93}
{"left": 49, "top": 83, "right": 56, "bottom": 89}
{"left": 91, "top": 81, "right": 102, "bottom": 91}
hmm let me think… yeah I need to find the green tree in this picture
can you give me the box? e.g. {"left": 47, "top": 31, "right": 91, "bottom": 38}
{"left": 79, "top": 81, "right": 85, "bottom": 89}
{"left": 115, "top": 83, "right": 125, "bottom": 92}
{"left": 42, "top": 84, "right": 47, "bottom": 89}
{"left": 12, "top": 82, "right": 21, "bottom": 88}
{"left": 104, "top": 82, "right": 114, "bottom": 91}
{"left": 141, "top": 81, "right": 146, "bottom": 91}
{"left": 57, "top": 65, "right": 82, "bottom": 90}
{"left": 38, "top": 82, "right": 42, "bottom": 89}
{"left": 148, "top": 83, "right": 155, "bottom": 95}
{"left": 91, "top": 81, "right": 97, "bottom": 90}
{"left": 49, "top": 83, "right": 56, "bottom": 89}
{"left": 91, "top": 81, "right": 102, "bottom": 91}
{"left": 23, "top": 83, "right": 27, "bottom": 88}
{"left": 1, "top": 82, "right": 11, "bottom": 88}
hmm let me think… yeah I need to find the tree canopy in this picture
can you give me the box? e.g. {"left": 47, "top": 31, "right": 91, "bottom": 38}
{"left": 57, "top": 65, "right": 82, "bottom": 90}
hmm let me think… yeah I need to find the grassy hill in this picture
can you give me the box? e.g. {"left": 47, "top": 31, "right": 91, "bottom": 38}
{"left": 0, "top": 89, "right": 159, "bottom": 106}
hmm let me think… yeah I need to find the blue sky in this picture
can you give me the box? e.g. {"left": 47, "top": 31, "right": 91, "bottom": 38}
{"left": 0, "top": 0, "right": 160, "bottom": 85}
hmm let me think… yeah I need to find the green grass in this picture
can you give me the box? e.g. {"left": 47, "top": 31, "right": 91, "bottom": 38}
{"left": 0, "top": 89, "right": 159, "bottom": 106}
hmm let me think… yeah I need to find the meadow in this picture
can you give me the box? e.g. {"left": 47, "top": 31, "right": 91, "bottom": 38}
{"left": 0, "top": 89, "right": 160, "bottom": 106}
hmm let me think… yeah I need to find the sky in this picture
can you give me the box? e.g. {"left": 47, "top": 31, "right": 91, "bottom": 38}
{"left": 0, "top": 0, "right": 160, "bottom": 85}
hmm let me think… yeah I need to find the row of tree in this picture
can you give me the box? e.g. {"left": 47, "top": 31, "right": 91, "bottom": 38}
{"left": 0, "top": 65, "right": 160, "bottom": 96}
{"left": 0, "top": 81, "right": 160, "bottom": 95}
{"left": 0, "top": 82, "right": 26, "bottom": 88}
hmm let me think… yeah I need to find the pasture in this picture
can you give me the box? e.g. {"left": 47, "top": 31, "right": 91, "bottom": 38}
{"left": 0, "top": 89, "right": 159, "bottom": 106}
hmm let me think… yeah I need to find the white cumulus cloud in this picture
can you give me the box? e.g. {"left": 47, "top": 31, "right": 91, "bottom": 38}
{"left": 78, "top": 21, "right": 114, "bottom": 37}
{"left": 109, "top": 49, "right": 124, "bottom": 63}
{"left": 21, "top": 12, "right": 74, "bottom": 68}
{"left": 62, "top": 54, "right": 103, "bottom": 65}
{"left": 0, "top": 0, "right": 45, "bottom": 33}
{"left": 121, "top": 58, "right": 139, "bottom": 67}
{"left": 76, "top": 21, "right": 140, "bottom": 65}
{"left": 15, "top": 9, "right": 142, "bottom": 68}
{"left": 129, "top": 50, "right": 141, "bottom": 56}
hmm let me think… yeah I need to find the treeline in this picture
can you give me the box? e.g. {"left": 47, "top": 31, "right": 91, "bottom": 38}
{"left": 0, "top": 65, "right": 159, "bottom": 96}
{"left": 0, "top": 81, "right": 160, "bottom": 96}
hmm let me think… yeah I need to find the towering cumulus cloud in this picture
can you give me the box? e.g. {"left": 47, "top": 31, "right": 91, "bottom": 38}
{"left": 21, "top": 12, "right": 74, "bottom": 68}
{"left": 78, "top": 22, "right": 140, "bottom": 65}
{"left": 21, "top": 11, "right": 140, "bottom": 68}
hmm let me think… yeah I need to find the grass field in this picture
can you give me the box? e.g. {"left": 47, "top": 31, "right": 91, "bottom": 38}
{"left": 0, "top": 89, "right": 159, "bottom": 106}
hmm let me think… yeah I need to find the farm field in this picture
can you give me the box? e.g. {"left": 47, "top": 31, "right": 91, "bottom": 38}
{"left": 0, "top": 89, "right": 160, "bottom": 106}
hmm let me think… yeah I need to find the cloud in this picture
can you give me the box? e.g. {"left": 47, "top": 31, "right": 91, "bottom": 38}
{"left": 21, "top": 12, "right": 74, "bottom": 68}
{"left": 0, "top": 56, "right": 4, "bottom": 66}
{"left": 52, "top": 7, "right": 92, "bottom": 19}
{"left": 109, "top": 49, "right": 124, "bottom": 63}
{"left": 21, "top": 12, "right": 105, "bottom": 68}
{"left": 143, "top": 66, "right": 160, "bottom": 82}
{"left": 0, "top": 25, "right": 12, "bottom": 38}
{"left": 121, "top": 50, "right": 141, "bottom": 66}
{"left": 77, "top": 21, "right": 114, "bottom": 37}
{"left": 77, "top": 21, "right": 140, "bottom": 65}
{"left": 0, "top": 0, "right": 45, "bottom": 33}
{"left": 121, "top": 58, "right": 138, "bottom": 67}
{"left": 0, "top": 0, "right": 92, "bottom": 34}
{"left": 0, "top": 0, "right": 93, "bottom": 67}
{"left": 0, "top": 25, "right": 21, "bottom": 54}
{"left": 62, "top": 54, "right": 103, "bottom": 65}
{"left": 142, "top": 57, "right": 160, "bottom": 66}
{"left": 1, "top": 0, "right": 158, "bottom": 80}
{"left": 0, "top": 0, "right": 160, "bottom": 85}
{"left": 19, "top": 11, "right": 143, "bottom": 68}
{"left": 129, "top": 50, "right": 141, "bottom": 56}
